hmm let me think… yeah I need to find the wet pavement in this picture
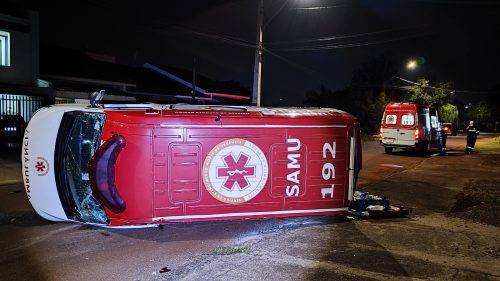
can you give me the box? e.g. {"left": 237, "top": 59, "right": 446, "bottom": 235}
{"left": 0, "top": 148, "right": 23, "bottom": 185}
{"left": 1, "top": 136, "right": 499, "bottom": 280}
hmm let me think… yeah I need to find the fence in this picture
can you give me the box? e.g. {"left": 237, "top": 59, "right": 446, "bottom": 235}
{"left": 0, "top": 94, "right": 44, "bottom": 123}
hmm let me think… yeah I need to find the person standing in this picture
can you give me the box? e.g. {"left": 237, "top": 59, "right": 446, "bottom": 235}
{"left": 439, "top": 125, "right": 447, "bottom": 154}
{"left": 465, "top": 121, "right": 479, "bottom": 154}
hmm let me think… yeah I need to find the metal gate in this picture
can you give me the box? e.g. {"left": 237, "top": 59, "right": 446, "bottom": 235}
{"left": 0, "top": 94, "right": 44, "bottom": 123}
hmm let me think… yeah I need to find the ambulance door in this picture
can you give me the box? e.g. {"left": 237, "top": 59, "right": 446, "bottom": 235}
{"left": 428, "top": 107, "right": 440, "bottom": 148}
{"left": 152, "top": 127, "right": 192, "bottom": 218}
{"left": 381, "top": 111, "right": 399, "bottom": 145}
{"left": 396, "top": 112, "right": 417, "bottom": 146}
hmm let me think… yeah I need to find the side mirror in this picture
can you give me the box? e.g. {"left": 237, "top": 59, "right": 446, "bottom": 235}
{"left": 90, "top": 90, "right": 106, "bottom": 108}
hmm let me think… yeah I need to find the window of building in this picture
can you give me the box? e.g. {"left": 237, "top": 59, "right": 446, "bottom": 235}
{"left": 0, "top": 31, "right": 10, "bottom": 66}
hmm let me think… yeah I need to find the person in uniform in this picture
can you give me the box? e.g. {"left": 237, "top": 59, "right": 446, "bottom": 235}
{"left": 439, "top": 125, "right": 447, "bottom": 154}
{"left": 465, "top": 121, "right": 479, "bottom": 154}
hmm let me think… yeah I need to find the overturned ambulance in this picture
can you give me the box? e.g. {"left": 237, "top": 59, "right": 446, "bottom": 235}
{"left": 22, "top": 103, "right": 362, "bottom": 227}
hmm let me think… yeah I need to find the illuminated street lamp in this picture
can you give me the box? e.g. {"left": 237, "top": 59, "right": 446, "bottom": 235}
{"left": 406, "top": 59, "right": 418, "bottom": 70}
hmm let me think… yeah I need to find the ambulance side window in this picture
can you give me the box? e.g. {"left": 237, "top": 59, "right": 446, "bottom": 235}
{"left": 429, "top": 107, "right": 438, "bottom": 129}
{"left": 430, "top": 116, "right": 438, "bottom": 128}
{"left": 385, "top": 114, "right": 397, "bottom": 125}
{"left": 401, "top": 114, "right": 414, "bottom": 126}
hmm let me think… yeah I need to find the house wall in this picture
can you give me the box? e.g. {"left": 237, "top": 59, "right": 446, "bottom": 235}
{"left": 0, "top": 12, "right": 38, "bottom": 86}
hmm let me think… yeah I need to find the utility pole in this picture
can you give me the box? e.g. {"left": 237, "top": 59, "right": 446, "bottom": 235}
{"left": 252, "top": 0, "right": 264, "bottom": 107}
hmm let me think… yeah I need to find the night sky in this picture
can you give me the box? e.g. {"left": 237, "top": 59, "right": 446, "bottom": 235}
{"left": 7, "top": 0, "right": 500, "bottom": 105}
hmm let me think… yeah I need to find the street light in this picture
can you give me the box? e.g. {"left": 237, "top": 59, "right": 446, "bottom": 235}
{"left": 406, "top": 59, "right": 417, "bottom": 70}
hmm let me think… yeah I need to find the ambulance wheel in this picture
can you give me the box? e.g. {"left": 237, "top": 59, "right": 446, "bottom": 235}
{"left": 384, "top": 147, "right": 393, "bottom": 154}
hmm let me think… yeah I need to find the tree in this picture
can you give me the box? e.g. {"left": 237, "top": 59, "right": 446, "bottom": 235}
{"left": 486, "top": 84, "right": 500, "bottom": 126}
{"left": 304, "top": 85, "right": 331, "bottom": 107}
{"left": 347, "top": 55, "right": 395, "bottom": 134}
{"left": 405, "top": 78, "right": 452, "bottom": 107}
{"left": 439, "top": 103, "right": 459, "bottom": 123}
{"left": 475, "top": 102, "right": 492, "bottom": 126}
{"left": 367, "top": 91, "right": 388, "bottom": 132}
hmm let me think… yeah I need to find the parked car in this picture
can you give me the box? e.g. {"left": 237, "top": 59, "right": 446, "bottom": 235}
{"left": 22, "top": 103, "right": 362, "bottom": 227}
{"left": 441, "top": 122, "right": 455, "bottom": 136}
{"left": 0, "top": 114, "right": 26, "bottom": 147}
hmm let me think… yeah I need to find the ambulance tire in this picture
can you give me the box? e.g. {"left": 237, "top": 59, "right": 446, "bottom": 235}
{"left": 384, "top": 147, "right": 393, "bottom": 154}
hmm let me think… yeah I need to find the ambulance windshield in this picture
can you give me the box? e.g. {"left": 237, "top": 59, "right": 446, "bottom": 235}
{"left": 55, "top": 111, "right": 109, "bottom": 224}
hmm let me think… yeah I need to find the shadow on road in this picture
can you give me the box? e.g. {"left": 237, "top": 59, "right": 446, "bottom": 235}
{"left": 304, "top": 220, "right": 412, "bottom": 280}
{"left": 88, "top": 215, "right": 352, "bottom": 243}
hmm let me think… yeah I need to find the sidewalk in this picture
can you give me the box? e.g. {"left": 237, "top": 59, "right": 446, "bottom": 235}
{"left": 0, "top": 150, "right": 23, "bottom": 185}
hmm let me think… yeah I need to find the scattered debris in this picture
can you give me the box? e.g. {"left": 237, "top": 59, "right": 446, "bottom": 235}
{"left": 349, "top": 191, "right": 412, "bottom": 219}
{"left": 159, "top": 267, "right": 171, "bottom": 273}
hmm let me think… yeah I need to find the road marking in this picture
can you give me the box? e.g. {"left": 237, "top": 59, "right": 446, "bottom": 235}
{"left": 378, "top": 163, "right": 404, "bottom": 168}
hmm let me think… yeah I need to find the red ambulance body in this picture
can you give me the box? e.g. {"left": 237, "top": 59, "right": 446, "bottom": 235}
{"left": 23, "top": 104, "right": 361, "bottom": 227}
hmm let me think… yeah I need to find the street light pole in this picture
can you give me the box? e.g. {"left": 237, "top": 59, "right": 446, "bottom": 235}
{"left": 252, "top": 0, "right": 264, "bottom": 107}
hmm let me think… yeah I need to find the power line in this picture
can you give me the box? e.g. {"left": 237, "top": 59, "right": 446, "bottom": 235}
{"left": 264, "top": 0, "right": 291, "bottom": 28}
{"left": 272, "top": 31, "right": 435, "bottom": 51}
{"left": 266, "top": 27, "right": 424, "bottom": 46}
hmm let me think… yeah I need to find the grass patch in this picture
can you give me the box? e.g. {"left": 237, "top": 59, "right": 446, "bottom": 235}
{"left": 475, "top": 136, "right": 500, "bottom": 152}
{"left": 463, "top": 180, "right": 500, "bottom": 207}
{"left": 209, "top": 246, "right": 252, "bottom": 255}
{"left": 449, "top": 180, "right": 500, "bottom": 226}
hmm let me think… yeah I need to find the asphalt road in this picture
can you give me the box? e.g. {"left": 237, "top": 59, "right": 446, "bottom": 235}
{"left": 0, "top": 136, "right": 498, "bottom": 281}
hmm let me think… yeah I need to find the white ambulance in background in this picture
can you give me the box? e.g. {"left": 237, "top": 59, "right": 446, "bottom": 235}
{"left": 379, "top": 102, "right": 444, "bottom": 154}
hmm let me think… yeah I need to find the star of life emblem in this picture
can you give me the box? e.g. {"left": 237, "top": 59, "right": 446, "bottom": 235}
{"left": 35, "top": 157, "right": 49, "bottom": 176}
{"left": 203, "top": 139, "right": 269, "bottom": 204}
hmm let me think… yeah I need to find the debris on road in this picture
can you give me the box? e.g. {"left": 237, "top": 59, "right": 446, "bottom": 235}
{"left": 159, "top": 267, "right": 171, "bottom": 273}
{"left": 349, "top": 191, "right": 412, "bottom": 218}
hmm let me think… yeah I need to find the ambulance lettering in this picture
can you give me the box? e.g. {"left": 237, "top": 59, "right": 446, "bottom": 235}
{"left": 286, "top": 138, "right": 301, "bottom": 197}
{"left": 321, "top": 141, "right": 336, "bottom": 199}
{"left": 23, "top": 130, "right": 31, "bottom": 200}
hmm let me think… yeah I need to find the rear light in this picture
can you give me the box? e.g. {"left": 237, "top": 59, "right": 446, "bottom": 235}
{"left": 89, "top": 134, "right": 127, "bottom": 214}
{"left": 415, "top": 128, "right": 420, "bottom": 140}
{"left": 379, "top": 127, "right": 383, "bottom": 139}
